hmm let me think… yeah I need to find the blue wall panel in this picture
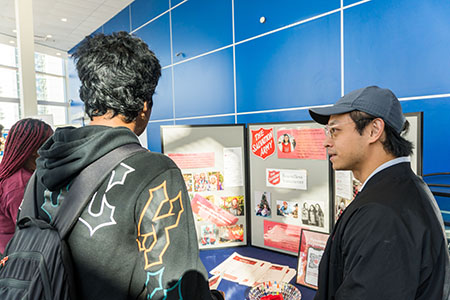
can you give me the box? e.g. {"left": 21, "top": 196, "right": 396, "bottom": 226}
{"left": 71, "top": 0, "right": 450, "bottom": 215}
{"left": 400, "top": 98, "right": 450, "bottom": 175}
{"left": 170, "top": 0, "right": 184, "bottom": 8}
{"left": 234, "top": 0, "right": 339, "bottom": 42}
{"left": 344, "top": 0, "right": 450, "bottom": 97}
{"left": 173, "top": 48, "right": 234, "bottom": 118}
{"left": 237, "top": 109, "right": 311, "bottom": 125}
{"left": 174, "top": 115, "right": 235, "bottom": 125}
{"left": 148, "top": 120, "right": 173, "bottom": 152}
{"left": 130, "top": 0, "right": 169, "bottom": 31}
{"left": 171, "top": 0, "right": 232, "bottom": 62}
{"left": 134, "top": 13, "right": 171, "bottom": 67}
{"left": 344, "top": 0, "right": 362, "bottom": 6}
{"left": 151, "top": 68, "right": 173, "bottom": 120}
{"left": 103, "top": 6, "right": 131, "bottom": 34}
{"left": 236, "top": 14, "right": 341, "bottom": 113}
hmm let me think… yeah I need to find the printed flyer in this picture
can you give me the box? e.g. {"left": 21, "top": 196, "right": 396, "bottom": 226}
{"left": 296, "top": 229, "right": 329, "bottom": 289}
{"left": 266, "top": 168, "right": 307, "bottom": 190}
{"left": 277, "top": 128, "right": 326, "bottom": 160}
{"left": 263, "top": 220, "right": 302, "bottom": 254}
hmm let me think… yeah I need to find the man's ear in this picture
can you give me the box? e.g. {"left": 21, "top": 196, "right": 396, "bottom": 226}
{"left": 368, "top": 118, "right": 385, "bottom": 143}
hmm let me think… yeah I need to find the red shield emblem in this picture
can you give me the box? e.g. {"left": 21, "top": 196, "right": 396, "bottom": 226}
{"left": 251, "top": 128, "right": 275, "bottom": 160}
{"left": 268, "top": 170, "right": 280, "bottom": 185}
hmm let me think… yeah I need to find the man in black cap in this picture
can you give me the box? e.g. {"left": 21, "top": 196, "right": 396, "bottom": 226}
{"left": 309, "top": 86, "right": 450, "bottom": 300}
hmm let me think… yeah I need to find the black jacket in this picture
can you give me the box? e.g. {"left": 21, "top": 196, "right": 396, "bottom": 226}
{"left": 33, "top": 125, "right": 215, "bottom": 300}
{"left": 315, "top": 162, "right": 450, "bottom": 300}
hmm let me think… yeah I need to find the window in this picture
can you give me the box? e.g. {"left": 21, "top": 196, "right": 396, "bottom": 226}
{"left": 0, "top": 44, "right": 69, "bottom": 129}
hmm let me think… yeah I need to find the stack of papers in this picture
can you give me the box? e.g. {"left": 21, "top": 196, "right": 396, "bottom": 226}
{"left": 209, "top": 252, "right": 297, "bottom": 287}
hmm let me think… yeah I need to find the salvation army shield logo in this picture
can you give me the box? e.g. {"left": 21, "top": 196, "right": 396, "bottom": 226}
{"left": 251, "top": 128, "right": 275, "bottom": 160}
{"left": 268, "top": 170, "right": 281, "bottom": 185}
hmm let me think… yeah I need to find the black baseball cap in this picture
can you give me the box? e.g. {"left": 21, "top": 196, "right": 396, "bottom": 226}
{"left": 309, "top": 86, "right": 405, "bottom": 134}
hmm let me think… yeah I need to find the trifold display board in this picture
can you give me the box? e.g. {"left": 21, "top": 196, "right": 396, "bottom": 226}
{"left": 161, "top": 125, "right": 247, "bottom": 249}
{"left": 248, "top": 122, "right": 332, "bottom": 256}
{"left": 333, "top": 112, "right": 423, "bottom": 223}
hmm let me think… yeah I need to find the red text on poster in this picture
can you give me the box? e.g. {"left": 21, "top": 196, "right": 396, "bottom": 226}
{"left": 251, "top": 128, "right": 275, "bottom": 160}
{"left": 263, "top": 220, "right": 301, "bottom": 253}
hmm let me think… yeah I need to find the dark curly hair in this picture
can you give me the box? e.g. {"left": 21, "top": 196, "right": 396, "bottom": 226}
{"left": 73, "top": 31, "right": 161, "bottom": 122}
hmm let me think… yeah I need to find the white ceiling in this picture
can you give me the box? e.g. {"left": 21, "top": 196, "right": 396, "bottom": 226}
{"left": 0, "top": 0, "right": 133, "bottom": 52}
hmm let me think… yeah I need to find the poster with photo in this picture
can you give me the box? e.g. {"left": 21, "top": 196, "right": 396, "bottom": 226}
{"left": 248, "top": 121, "right": 332, "bottom": 255}
{"left": 254, "top": 191, "right": 272, "bottom": 218}
{"left": 297, "top": 229, "right": 329, "bottom": 289}
{"left": 277, "top": 128, "right": 327, "bottom": 160}
{"left": 161, "top": 125, "right": 247, "bottom": 249}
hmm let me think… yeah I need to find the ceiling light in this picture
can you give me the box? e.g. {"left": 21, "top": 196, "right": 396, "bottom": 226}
{"left": 12, "top": 29, "right": 16, "bottom": 33}
{"left": 9, "top": 40, "right": 15, "bottom": 44}
{"left": 56, "top": 52, "right": 61, "bottom": 56}
{"left": 61, "top": 18, "right": 67, "bottom": 22}
{"left": 46, "top": 34, "right": 52, "bottom": 38}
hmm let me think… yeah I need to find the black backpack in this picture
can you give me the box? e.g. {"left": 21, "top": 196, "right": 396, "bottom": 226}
{"left": 0, "top": 143, "right": 144, "bottom": 300}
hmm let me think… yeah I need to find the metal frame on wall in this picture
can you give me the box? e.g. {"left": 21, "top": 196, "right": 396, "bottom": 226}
{"left": 161, "top": 124, "right": 249, "bottom": 250}
{"left": 247, "top": 121, "right": 333, "bottom": 256}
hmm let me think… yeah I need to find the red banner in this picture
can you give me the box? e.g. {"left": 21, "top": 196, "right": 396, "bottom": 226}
{"left": 251, "top": 128, "right": 275, "bottom": 160}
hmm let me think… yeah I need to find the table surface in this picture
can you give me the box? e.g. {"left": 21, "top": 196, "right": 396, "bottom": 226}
{"left": 199, "top": 245, "right": 316, "bottom": 300}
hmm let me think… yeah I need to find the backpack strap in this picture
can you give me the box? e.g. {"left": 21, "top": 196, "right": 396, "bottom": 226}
{"left": 20, "top": 143, "right": 145, "bottom": 239}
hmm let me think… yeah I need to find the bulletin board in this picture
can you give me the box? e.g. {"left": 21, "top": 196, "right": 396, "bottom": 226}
{"left": 248, "top": 122, "right": 333, "bottom": 256}
{"left": 333, "top": 112, "right": 423, "bottom": 223}
{"left": 161, "top": 125, "right": 248, "bottom": 249}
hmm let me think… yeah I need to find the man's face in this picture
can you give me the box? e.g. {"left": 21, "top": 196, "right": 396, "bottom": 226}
{"left": 323, "top": 113, "right": 368, "bottom": 172}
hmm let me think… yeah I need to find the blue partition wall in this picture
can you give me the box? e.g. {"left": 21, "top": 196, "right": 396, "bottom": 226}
{"left": 69, "top": 0, "right": 450, "bottom": 213}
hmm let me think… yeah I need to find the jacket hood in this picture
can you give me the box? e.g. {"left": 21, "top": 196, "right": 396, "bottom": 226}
{"left": 36, "top": 125, "right": 140, "bottom": 191}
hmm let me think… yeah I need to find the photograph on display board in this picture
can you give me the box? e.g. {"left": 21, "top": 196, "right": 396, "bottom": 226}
{"left": 254, "top": 191, "right": 272, "bottom": 218}
{"left": 220, "top": 195, "right": 245, "bottom": 216}
{"left": 277, "top": 132, "right": 296, "bottom": 154}
{"left": 183, "top": 173, "right": 193, "bottom": 192}
{"left": 218, "top": 224, "right": 244, "bottom": 244}
{"left": 207, "top": 171, "right": 224, "bottom": 191}
{"left": 199, "top": 224, "right": 218, "bottom": 246}
{"left": 276, "top": 200, "right": 299, "bottom": 219}
{"left": 296, "top": 229, "right": 329, "bottom": 290}
{"left": 277, "top": 128, "right": 327, "bottom": 160}
{"left": 300, "top": 201, "right": 325, "bottom": 228}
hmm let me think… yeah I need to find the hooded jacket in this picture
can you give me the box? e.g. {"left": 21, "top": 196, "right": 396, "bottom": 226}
{"left": 33, "top": 125, "right": 212, "bottom": 300}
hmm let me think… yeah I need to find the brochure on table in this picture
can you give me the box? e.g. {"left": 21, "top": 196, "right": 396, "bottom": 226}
{"left": 161, "top": 124, "right": 247, "bottom": 249}
{"left": 248, "top": 121, "right": 333, "bottom": 256}
{"left": 333, "top": 112, "right": 423, "bottom": 223}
